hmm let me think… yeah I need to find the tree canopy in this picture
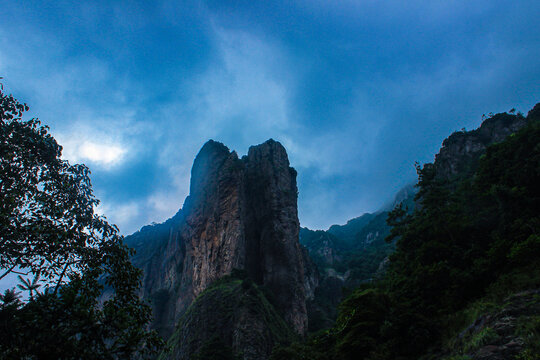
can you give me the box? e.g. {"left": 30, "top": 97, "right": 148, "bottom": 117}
{"left": 0, "top": 85, "right": 162, "bottom": 358}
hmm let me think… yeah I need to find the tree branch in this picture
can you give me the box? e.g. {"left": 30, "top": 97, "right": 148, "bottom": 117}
{"left": 0, "top": 264, "right": 18, "bottom": 280}
{"left": 54, "top": 261, "right": 72, "bottom": 296}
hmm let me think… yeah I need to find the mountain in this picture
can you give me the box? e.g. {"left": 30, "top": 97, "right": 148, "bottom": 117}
{"left": 274, "top": 104, "right": 540, "bottom": 360}
{"left": 327, "top": 213, "right": 376, "bottom": 246}
{"left": 127, "top": 103, "right": 539, "bottom": 359}
{"left": 299, "top": 184, "right": 416, "bottom": 332}
{"left": 126, "top": 139, "right": 317, "bottom": 359}
{"left": 299, "top": 108, "right": 534, "bottom": 297}
{"left": 158, "top": 271, "right": 297, "bottom": 360}
{"left": 301, "top": 183, "right": 416, "bottom": 277}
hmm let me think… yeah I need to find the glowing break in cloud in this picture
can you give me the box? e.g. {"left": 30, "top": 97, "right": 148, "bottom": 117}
{"left": 77, "top": 141, "right": 127, "bottom": 166}
{"left": 58, "top": 135, "right": 128, "bottom": 169}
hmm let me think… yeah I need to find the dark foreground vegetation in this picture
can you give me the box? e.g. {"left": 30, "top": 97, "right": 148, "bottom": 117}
{"left": 0, "top": 85, "right": 163, "bottom": 358}
{"left": 272, "top": 105, "right": 540, "bottom": 360}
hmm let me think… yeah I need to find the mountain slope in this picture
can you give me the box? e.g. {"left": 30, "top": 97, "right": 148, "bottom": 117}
{"left": 274, "top": 103, "right": 539, "bottom": 360}
{"left": 299, "top": 184, "right": 416, "bottom": 332}
{"left": 160, "top": 272, "right": 295, "bottom": 360}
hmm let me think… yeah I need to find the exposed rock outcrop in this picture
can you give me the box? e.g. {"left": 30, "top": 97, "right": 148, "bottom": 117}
{"left": 433, "top": 112, "right": 529, "bottom": 180}
{"left": 436, "top": 289, "right": 540, "bottom": 360}
{"left": 127, "top": 139, "right": 312, "bottom": 346}
{"left": 242, "top": 140, "right": 308, "bottom": 333}
{"left": 299, "top": 228, "right": 345, "bottom": 267}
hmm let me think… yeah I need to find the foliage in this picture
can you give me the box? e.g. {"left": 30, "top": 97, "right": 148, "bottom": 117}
{"left": 462, "top": 327, "right": 499, "bottom": 352}
{"left": 277, "top": 105, "right": 540, "bottom": 359}
{"left": 1, "top": 87, "right": 107, "bottom": 289}
{"left": 272, "top": 286, "right": 390, "bottom": 360}
{"left": 192, "top": 335, "right": 239, "bottom": 360}
{"left": 271, "top": 341, "right": 330, "bottom": 360}
{"left": 162, "top": 271, "right": 294, "bottom": 360}
{"left": 516, "top": 315, "right": 540, "bottom": 359}
{"left": 301, "top": 185, "right": 417, "bottom": 335}
{"left": 342, "top": 211, "right": 395, "bottom": 282}
{"left": 377, "top": 110, "right": 540, "bottom": 357}
{"left": 332, "top": 288, "right": 390, "bottom": 360}
{"left": 0, "top": 87, "right": 162, "bottom": 358}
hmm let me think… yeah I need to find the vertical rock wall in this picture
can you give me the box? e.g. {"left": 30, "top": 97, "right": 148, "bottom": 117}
{"left": 127, "top": 139, "right": 311, "bottom": 337}
{"left": 243, "top": 140, "right": 308, "bottom": 333}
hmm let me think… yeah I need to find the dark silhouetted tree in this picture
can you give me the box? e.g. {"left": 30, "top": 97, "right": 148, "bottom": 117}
{"left": 0, "top": 84, "right": 162, "bottom": 358}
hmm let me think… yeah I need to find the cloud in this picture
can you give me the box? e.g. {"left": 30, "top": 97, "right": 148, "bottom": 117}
{"left": 97, "top": 201, "right": 140, "bottom": 225}
{"left": 151, "top": 25, "right": 296, "bottom": 194}
{"left": 87, "top": 26, "right": 301, "bottom": 233}
{"left": 147, "top": 190, "right": 185, "bottom": 221}
{"left": 95, "top": 188, "right": 189, "bottom": 235}
{"left": 185, "top": 26, "right": 293, "bottom": 142}
{"left": 63, "top": 140, "right": 127, "bottom": 167}
{"left": 1, "top": 0, "right": 539, "bottom": 235}
{"left": 54, "top": 119, "right": 138, "bottom": 170}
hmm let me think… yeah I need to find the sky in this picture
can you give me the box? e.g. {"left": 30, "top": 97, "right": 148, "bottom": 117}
{"left": 1, "top": 0, "right": 539, "bottom": 234}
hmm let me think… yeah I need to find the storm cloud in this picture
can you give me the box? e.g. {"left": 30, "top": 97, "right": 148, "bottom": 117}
{"left": 1, "top": 0, "right": 539, "bottom": 233}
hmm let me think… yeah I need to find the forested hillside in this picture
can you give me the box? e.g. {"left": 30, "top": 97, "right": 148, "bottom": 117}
{"left": 300, "top": 186, "right": 416, "bottom": 333}
{"left": 273, "top": 105, "right": 540, "bottom": 360}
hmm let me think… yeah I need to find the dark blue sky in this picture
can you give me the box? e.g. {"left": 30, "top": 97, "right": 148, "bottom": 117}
{"left": 1, "top": 0, "right": 539, "bottom": 233}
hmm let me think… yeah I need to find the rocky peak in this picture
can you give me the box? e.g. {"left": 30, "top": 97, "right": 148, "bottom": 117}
{"left": 127, "top": 139, "right": 311, "bottom": 342}
{"left": 243, "top": 139, "right": 307, "bottom": 333}
{"left": 527, "top": 102, "right": 540, "bottom": 120}
{"left": 245, "top": 138, "right": 292, "bottom": 173}
{"left": 188, "top": 139, "right": 232, "bottom": 198}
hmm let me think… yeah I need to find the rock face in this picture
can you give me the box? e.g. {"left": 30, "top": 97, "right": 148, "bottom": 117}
{"left": 242, "top": 140, "right": 308, "bottom": 333}
{"left": 436, "top": 289, "right": 540, "bottom": 360}
{"left": 433, "top": 112, "right": 529, "bottom": 180}
{"left": 127, "top": 139, "right": 311, "bottom": 339}
{"left": 299, "top": 228, "right": 345, "bottom": 267}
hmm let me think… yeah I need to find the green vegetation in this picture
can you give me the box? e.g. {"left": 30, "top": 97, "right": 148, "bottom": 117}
{"left": 301, "top": 211, "right": 398, "bottom": 332}
{"left": 192, "top": 335, "right": 239, "bottom": 360}
{"left": 516, "top": 314, "right": 540, "bottom": 359}
{"left": 462, "top": 327, "right": 499, "bottom": 352}
{"left": 276, "top": 105, "right": 540, "bottom": 359}
{"left": 340, "top": 211, "right": 395, "bottom": 282}
{"left": 0, "top": 86, "right": 162, "bottom": 358}
{"left": 161, "top": 270, "right": 295, "bottom": 359}
{"left": 272, "top": 287, "right": 390, "bottom": 360}
{"left": 302, "top": 212, "right": 397, "bottom": 283}
{"left": 301, "top": 186, "right": 416, "bottom": 334}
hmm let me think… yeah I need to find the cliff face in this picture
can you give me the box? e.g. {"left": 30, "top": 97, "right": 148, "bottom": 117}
{"left": 242, "top": 141, "right": 308, "bottom": 332}
{"left": 433, "top": 112, "right": 529, "bottom": 180}
{"left": 178, "top": 141, "right": 247, "bottom": 313}
{"left": 127, "top": 139, "right": 311, "bottom": 340}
